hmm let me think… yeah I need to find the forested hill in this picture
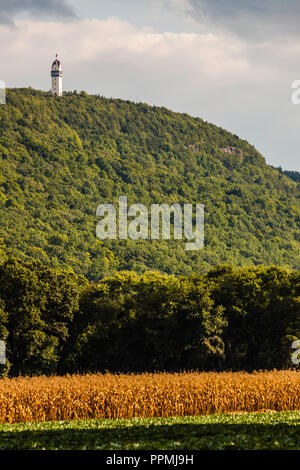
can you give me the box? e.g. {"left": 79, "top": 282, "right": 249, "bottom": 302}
{"left": 0, "top": 88, "right": 299, "bottom": 279}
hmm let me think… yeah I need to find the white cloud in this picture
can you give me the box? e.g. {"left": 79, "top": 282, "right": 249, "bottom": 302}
{"left": 0, "top": 18, "right": 262, "bottom": 81}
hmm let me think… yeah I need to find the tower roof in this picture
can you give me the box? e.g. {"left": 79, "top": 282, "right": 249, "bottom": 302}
{"left": 51, "top": 54, "right": 62, "bottom": 70}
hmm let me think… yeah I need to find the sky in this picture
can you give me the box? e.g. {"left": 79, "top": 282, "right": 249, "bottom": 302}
{"left": 1, "top": 0, "right": 300, "bottom": 171}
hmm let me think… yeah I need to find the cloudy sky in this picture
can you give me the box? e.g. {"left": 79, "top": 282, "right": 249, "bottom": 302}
{"left": 1, "top": 0, "right": 300, "bottom": 170}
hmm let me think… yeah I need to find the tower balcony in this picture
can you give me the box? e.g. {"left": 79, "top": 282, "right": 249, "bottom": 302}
{"left": 51, "top": 70, "right": 63, "bottom": 77}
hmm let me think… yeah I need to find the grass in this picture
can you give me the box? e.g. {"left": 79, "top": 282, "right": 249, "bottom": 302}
{"left": 0, "top": 411, "right": 299, "bottom": 450}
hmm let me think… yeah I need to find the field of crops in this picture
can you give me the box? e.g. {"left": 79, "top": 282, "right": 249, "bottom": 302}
{"left": 0, "top": 370, "right": 298, "bottom": 424}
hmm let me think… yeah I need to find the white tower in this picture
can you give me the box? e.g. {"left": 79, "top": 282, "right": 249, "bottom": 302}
{"left": 51, "top": 54, "right": 63, "bottom": 96}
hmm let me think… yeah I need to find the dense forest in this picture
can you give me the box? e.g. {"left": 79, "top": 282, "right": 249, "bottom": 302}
{"left": 0, "top": 88, "right": 299, "bottom": 279}
{"left": 283, "top": 169, "right": 300, "bottom": 183}
{"left": 0, "top": 258, "right": 298, "bottom": 377}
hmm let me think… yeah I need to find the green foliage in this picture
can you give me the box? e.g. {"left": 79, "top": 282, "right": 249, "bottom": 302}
{"left": 283, "top": 169, "right": 300, "bottom": 183}
{"left": 0, "top": 90, "right": 299, "bottom": 375}
{"left": 0, "top": 88, "right": 299, "bottom": 278}
{"left": 0, "top": 259, "right": 298, "bottom": 375}
{"left": 0, "top": 297, "right": 8, "bottom": 378}
{"left": 204, "top": 265, "right": 300, "bottom": 370}
{"left": 0, "top": 239, "right": 6, "bottom": 263}
{"left": 0, "top": 412, "right": 298, "bottom": 450}
{"left": 66, "top": 271, "right": 226, "bottom": 373}
{"left": 0, "top": 258, "right": 88, "bottom": 376}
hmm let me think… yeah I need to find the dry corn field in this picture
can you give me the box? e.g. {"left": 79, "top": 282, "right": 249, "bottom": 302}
{"left": 0, "top": 370, "right": 299, "bottom": 424}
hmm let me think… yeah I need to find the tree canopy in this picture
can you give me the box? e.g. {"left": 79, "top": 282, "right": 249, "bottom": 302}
{"left": 0, "top": 259, "right": 298, "bottom": 376}
{"left": 0, "top": 88, "right": 299, "bottom": 279}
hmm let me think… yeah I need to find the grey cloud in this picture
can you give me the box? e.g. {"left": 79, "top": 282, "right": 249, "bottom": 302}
{"left": 187, "top": 0, "right": 300, "bottom": 39}
{"left": 188, "top": 0, "right": 300, "bottom": 19}
{"left": 0, "top": 0, "right": 77, "bottom": 25}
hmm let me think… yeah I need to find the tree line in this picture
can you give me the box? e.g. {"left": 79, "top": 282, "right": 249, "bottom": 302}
{"left": 0, "top": 258, "right": 298, "bottom": 377}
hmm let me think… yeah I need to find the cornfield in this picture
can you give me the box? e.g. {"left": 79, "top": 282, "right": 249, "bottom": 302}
{"left": 0, "top": 370, "right": 299, "bottom": 424}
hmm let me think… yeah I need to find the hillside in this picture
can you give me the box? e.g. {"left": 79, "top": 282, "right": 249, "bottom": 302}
{"left": 0, "top": 88, "right": 299, "bottom": 279}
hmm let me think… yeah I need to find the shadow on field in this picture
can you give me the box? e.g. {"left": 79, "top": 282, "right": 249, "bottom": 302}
{"left": 0, "top": 421, "right": 299, "bottom": 450}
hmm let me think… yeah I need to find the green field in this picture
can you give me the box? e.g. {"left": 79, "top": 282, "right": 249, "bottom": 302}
{"left": 0, "top": 412, "right": 299, "bottom": 450}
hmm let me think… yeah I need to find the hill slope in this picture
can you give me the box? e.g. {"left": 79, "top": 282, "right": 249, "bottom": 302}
{"left": 0, "top": 88, "right": 299, "bottom": 278}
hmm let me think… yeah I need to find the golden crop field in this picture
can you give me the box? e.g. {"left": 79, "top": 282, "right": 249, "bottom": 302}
{"left": 0, "top": 370, "right": 299, "bottom": 424}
